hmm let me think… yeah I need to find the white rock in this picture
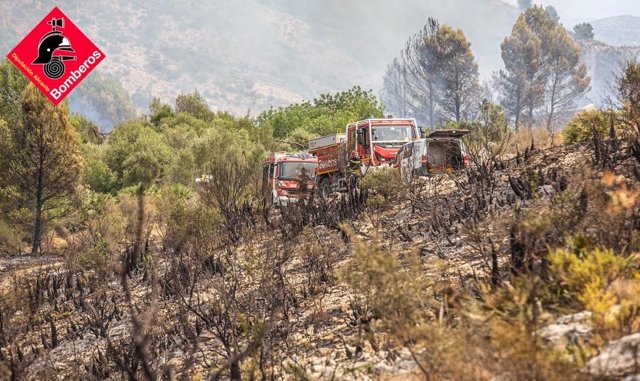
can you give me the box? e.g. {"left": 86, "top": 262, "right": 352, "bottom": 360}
{"left": 557, "top": 311, "right": 592, "bottom": 324}
{"left": 586, "top": 332, "right": 640, "bottom": 377}
{"left": 539, "top": 322, "right": 591, "bottom": 343}
{"left": 539, "top": 311, "right": 593, "bottom": 345}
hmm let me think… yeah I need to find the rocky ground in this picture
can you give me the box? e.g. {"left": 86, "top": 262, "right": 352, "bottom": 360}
{"left": 1, "top": 140, "right": 640, "bottom": 380}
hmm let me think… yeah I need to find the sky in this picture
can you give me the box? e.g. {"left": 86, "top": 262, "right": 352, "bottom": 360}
{"left": 503, "top": 0, "right": 640, "bottom": 25}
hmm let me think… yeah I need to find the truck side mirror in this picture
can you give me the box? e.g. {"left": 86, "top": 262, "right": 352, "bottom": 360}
{"left": 419, "top": 127, "right": 426, "bottom": 138}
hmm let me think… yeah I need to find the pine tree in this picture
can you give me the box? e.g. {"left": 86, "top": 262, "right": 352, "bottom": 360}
{"left": 0, "top": 84, "right": 83, "bottom": 254}
{"left": 400, "top": 18, "right": 441, "bottom": 127}
{"left": 436, "top": 25, "right": 480, "bottom": 122}
{"left": 383, "top": 18, "right": 480, "bottom": 126}
{"left": 517, "top": 0, "right": 532, "bottom": 11}
{"left": 574, "top": 23, "right": 594, "bottom": 40}
{"left": 545, "top": 27, "right": 590, "bottom": 142}
{"left": 380, "top": 58, "right": 409, "bottom": 117}
{"left": 496, "top": 17, "right": 543, "bottom": 129}
{"left": 497, "top": 6, "right": 589, "bottom": 131}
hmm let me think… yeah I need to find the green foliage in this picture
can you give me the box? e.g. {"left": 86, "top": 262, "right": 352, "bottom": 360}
{"left": 84, "top": 158, "right": 119, "bottom": 194}
{"left": 574, "top": 23, "right": 595, "bottom": 40}
{"left": 360, "top": 167, "right": 402, "bottom": 204}
{"left": 549, "top": 246, "right": 640, "bottom": 335}
{"left": 0, "top": 219, "right": 23, "bottom": 254}
{"left": 149, "top": 97, "right": 174, "bottom": 126}
{"left": 77, "top": 237, "right": 111, "bottom": 270}
{"left": 104, "top": 119, "right": 173, "bottom": 188}
{"left": 563, "top": 109, "right": 611, "bottom": 144}
{"left": 0, "top": 84, "right": 83, "bottom": 253}
{"left": 0, "top": 60, "right": 29, "bottom": 127}
{"left": 257, "top": 86, "right": 383, "bottom": 144}
{"left": 69, "top": 113, "right": 102, "bottom": 144}
{"left": 445, "top": 101, "right": 511, "bottom": 169}
{"left": 175, "top": 91, "right": 214, "bottom": 121}
{"left": 496, "top": 6, "right": 589, "bottom": 130}
{"left": 383, "top": 19, "right": 480, "bottom": 126}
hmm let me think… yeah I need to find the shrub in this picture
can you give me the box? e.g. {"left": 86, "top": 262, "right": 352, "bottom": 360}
{"left": 562, "top": 109, "right": 612, "bottom": 145}
{"left": 0, "top": 219, "right": 23, "bottom": 254}
{"left": 360, "top": 167, "right": 402, "bottom": 202}
{"left": 549, "top": 247, "right": 640, "bottom": 336}
{"left": 84, "top": 158, "right": 118, "bottom": 194}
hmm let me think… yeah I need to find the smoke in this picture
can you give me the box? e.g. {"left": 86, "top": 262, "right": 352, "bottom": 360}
{"left": 5, "top": 0, "right": 638, "bottom": 117}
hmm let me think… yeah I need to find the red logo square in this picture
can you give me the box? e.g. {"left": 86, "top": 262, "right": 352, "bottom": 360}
{"left": 6, "top": 7, "right": 105, "bottom": 105}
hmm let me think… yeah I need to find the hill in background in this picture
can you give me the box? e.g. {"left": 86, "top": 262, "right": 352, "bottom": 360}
{"left": 1, "top": 0, "right": 518, "bottom": 130}
{"left": 3, "top": 2, "right": 640, "bottom": 131}
{"left": 591, "top": 15, "right": 640, "bottom": 47}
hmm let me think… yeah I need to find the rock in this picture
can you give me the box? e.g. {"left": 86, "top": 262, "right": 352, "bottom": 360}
{"left": 539, "top": 322, "right": 591, "bottom": 343}
{"left": 623, "top": 375, "right": 640, "bottom": 381}
{"left": 371, "top": 361, "right": 395, "bottom": 375}
{"left": 557, "top": 311, "right": 592, "bottom": 324}
{"left": 539, "top": 311, "right": 592, "bottom": 346}
{"left": 395, "top": 358, "right": 417, "bottom": 371}
{"left": 586, "top": 332, "right": 640, "bottom": 377}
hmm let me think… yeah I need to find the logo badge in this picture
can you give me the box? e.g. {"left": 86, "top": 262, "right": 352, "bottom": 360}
{"left": 6, "top": 7, "right": 105, "bottom": 105}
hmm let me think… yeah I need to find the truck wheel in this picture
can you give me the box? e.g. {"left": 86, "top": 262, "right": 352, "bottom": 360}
{"left": 319, "top": 177, "right": 331, "bottom": 200}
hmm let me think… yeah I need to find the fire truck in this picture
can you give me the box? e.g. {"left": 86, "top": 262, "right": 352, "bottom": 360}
{"left": 262, "top": 152, "right": 318, "bottom": 206}
{"left": 308, "top": 118, "right": 420, "bottom": 198}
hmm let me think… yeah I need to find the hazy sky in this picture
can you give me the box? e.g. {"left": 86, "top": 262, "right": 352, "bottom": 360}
{"left": 503, "top": 0, "right": 640, "bottom": 24}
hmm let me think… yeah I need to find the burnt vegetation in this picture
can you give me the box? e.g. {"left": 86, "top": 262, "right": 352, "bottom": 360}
{"left": 2, "top": 14, "right": 640, "bottom": 381}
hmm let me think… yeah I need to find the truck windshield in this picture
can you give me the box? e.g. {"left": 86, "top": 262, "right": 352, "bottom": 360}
{"left": 371, "top": 125, "right": 414, "bottom": 142}
{"left": 278, "top": 162, "right": 318, "bottom": 180}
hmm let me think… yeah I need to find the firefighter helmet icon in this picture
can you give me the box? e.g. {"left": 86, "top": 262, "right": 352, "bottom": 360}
{"left": 32, "top": 18, "right": 76, "bottom": 79}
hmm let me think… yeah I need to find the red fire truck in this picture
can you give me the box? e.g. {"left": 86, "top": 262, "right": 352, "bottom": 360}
{"left": 262, "top": 152, "right": 318, "bottom": 206}
{"left": 308, "top": 118, "right": 420, "bottom": 198}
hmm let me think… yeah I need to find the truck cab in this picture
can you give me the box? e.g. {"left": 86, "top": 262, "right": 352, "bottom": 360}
{"left": 309, "top": 118, "right": 419, "bottom": 198}
{"left": 347, "top": 118, "right": 419, "bottom": 167}
{"left": 263, "top": 152, "right": 318, "bottom": 206}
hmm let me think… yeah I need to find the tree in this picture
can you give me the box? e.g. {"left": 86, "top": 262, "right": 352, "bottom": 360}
{"left": 380, "top": 58, "right": 410, "bottom": 117}
{"left": 615, "top": 60, "right": 640, "bottom": 135}
{"left": 69, "top": 113, "right": 102, "bottom": 144}
{"left": 574, "top": 23, "right": 594, "bottom": 41}
{"left": 257, "top": 86, "right": 383, "bottom": 143}
{"left": 463, "top": 100, "right": 511, "bottom": 175}
{"left": 148, "top": 97, "right": 174, "bottom": 127}
{"left": 497, "top": 6, "right": 590, "bottom": 131}
{"left": 544, "top": 27, "right": 590, "bottom": 143}
{"left": 518, "top": 0, "right": 531, "bottom": 11}
{"left": 545, "top": 6, "right": 560, "bottom": 24}
{"left": 0, "top": 84, "right": 83, "bottom": 254}
{"left": 175, "top": 91, "right": 214, "bottom": 121}
{"left": 104, "top": 120, "right": 173, "bottom": 188}
{"left": 436, "top": 25, "right": 480, "bottom": 122}
{"left": 0, "top": 60, "right": 29, "bottom": 128}
{"left": 496, "top": 17, "right": 543, "bottom": 129}
{"left": 383, "top": 18, "right": 480, "bottom": 126}
{"left": 399, "top": 18, "right": 441, "bottom": 127}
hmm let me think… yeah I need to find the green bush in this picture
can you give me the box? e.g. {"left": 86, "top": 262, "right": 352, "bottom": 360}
{"left": 563, "top": 109, "right": 612, "bottom": 144}
{"left": 84, "top": 158, "right": 118, "bottom": 194}
{"left": 0, "top": 219, "right": 23, "bottom": 254}
{"left": 360, "top": 167, "right": 403, "bottom": 202}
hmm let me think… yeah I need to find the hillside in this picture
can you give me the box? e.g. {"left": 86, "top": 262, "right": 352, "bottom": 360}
{"left": 579, "top": 39, "right": 640, "bottom": 105}
{"left": 2, "top": 132, "right": 640, "bottom": 380}
{"left": 591, "top": 15, "right": 640, "bottom": 47}
{"left": 0, "top": 0, "right": 518, "bottom": 124}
